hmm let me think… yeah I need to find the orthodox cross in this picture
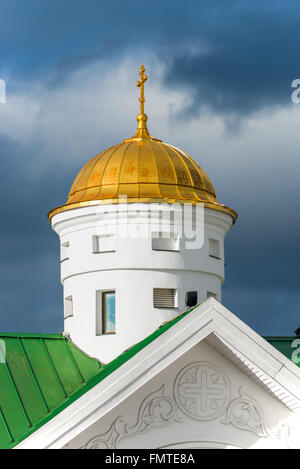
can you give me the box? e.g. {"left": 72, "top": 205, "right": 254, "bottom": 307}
{"left": 136, "top": 64, "right": 148, "bottom": 115}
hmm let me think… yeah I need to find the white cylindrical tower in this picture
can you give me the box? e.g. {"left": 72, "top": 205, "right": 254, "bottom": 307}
{"left": 48, "top": 65, "right": 237, "bottom": 363}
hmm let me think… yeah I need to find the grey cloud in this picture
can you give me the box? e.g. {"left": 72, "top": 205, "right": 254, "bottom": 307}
{"left": 162, "top": 2, "right": 300, "bottom": 118}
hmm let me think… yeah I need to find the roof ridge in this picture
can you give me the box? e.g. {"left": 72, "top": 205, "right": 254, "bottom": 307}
{"left": 0, "top": 332, "right": 64, "bottom": 339}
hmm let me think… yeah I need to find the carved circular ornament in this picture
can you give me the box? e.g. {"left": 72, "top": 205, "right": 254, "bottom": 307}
{"left": 174, "top": 362, "right": 230, "bottom": 421}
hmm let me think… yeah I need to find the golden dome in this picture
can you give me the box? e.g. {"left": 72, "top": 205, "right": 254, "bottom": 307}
{"left": 48, "top": 65, "right": 237, "bottom": 222}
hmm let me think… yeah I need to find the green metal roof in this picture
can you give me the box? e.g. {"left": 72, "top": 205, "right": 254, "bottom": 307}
{"left": 0, "top": 333, "right": 102, "bottom": 449}
{"left": 0, "top": 308, "right": 197, "bottom": 450}
{"left": 264, "top": 337, "right": 300, "bottom": 363}
{"left": 0, "top": 309, "right": 299, "bottom": 450}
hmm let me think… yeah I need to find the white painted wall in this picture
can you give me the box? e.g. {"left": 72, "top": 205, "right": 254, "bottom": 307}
{"left": 64, "top": 340, "right": 299, "bottom": 449}
{"left": 51, "top": 203, "right": 233, "bottom": 362}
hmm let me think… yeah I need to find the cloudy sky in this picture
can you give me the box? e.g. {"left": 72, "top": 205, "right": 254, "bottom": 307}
{"left": 0, "top": 0, "right": 299, "bottom": 336}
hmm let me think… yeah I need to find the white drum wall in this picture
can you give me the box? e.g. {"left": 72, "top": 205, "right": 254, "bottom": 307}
{"left": 51, "top": 203, "right": 233, "bottom": 362}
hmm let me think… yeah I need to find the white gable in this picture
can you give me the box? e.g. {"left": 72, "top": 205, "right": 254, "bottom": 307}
{"left": 15, "top": 299, "right": 300, "bottom": 449}
{"left": 65, "top": 339, "right": 299, "bottom": 449}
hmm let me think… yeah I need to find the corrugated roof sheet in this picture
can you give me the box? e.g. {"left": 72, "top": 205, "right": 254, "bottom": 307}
{"left": 0, "top": 311, "right": 299, "bottom": 449}
{"left": 0, "top": 333, "right": 102, "bottom": 449}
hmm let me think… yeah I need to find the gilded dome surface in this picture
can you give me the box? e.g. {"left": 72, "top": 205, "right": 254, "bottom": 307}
{"left": 48, "top": 65, "right": 237, "bottom": 222}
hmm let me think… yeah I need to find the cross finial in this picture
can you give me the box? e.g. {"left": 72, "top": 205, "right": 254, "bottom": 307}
{"left": 123, "top": 64, "right": 162, "bottom": 141}
{"left": 137, "top": 64, "right": 148, "bottom": 116}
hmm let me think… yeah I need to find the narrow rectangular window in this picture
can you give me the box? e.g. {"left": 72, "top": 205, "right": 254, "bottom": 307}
{"left": 152, "top": 232, "right": 179, "bottom": 251}
{"left": 92, "top": 234, "right": 115, "bottom": 253}
{"left": 64, "top": 296, "right": 73, "bottom": 319}
{"left": 207, "top": 291, "right": 217, "bottom": 300}
{"left": 209, "top": 238, "right": 220, "bottom": 259}
{"left": 96, "top": 291, "right": 116, "bottom": 335}
{"left": 61, "top": 241, "right": 69, "bottom": 262}
{"left": 153, "top": 288, "right": 176, "bottom": 308}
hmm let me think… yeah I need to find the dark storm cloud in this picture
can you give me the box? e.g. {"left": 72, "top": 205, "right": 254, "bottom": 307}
{"left": 0, "top": 0, "right": 173, "bottom": 82}
{"left": 1, "top": 0, "right": 299, "bottom": 116}
{"left": 0, "top": 253, "right": 62, "bottom": 333}
{"left": 163, "top": 1, "right": 300, "bottom": 117}
{"left": 220, "top": 175, "right": 300, "bottom": 335}
{"left": 0, "top": 134, "right": 68, "bottom": 332}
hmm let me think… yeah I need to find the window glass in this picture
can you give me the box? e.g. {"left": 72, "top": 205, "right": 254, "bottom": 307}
{"left": 102, "top": 291, "right": 116, "bottom": 334}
